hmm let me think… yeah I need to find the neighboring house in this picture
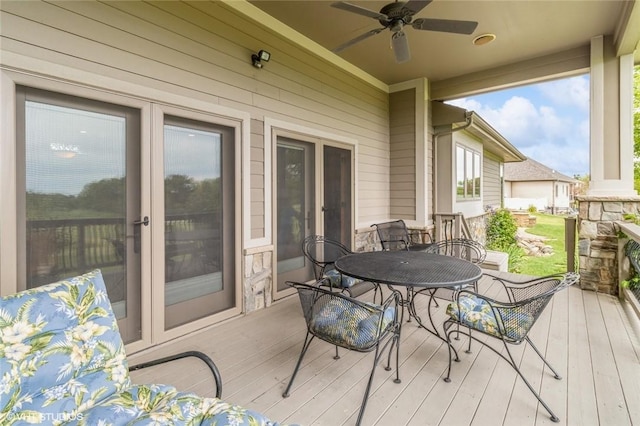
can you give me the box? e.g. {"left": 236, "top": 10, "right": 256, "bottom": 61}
{"left": 504, "top": 158, "right": 579, "bottom": 213}
{"left": 0, "top": 1, "right": 636, "bottom": 355}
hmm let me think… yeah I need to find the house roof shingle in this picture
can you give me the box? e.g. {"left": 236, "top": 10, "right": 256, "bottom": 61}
{"left": 503, "top": 157, "right": 578, "bottom": 183}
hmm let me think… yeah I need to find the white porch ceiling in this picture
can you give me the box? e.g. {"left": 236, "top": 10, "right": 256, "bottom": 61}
{"left": 248, "top": 0, "right": 640, "bottom": 97}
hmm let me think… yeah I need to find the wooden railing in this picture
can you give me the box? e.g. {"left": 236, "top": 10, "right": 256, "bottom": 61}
{"left": 27, "top": 213, "right": 218, "bottom": 284}
{"left": 433, "top": 212, "right": 471, "bottom": 242}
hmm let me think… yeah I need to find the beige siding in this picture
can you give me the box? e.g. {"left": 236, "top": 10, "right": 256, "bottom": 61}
{"left": 483, "top": 152, "right": 502, "bottom": 208}
{"left": 389, "top": 89, "right": 415, "bottom": 219}
{"left": 0, "top": 0, "right": 391, "bottom": 236}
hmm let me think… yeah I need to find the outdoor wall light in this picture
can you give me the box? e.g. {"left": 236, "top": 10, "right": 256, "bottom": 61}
{"left": 251, "top": 49, "right": 271, "bottom": 68}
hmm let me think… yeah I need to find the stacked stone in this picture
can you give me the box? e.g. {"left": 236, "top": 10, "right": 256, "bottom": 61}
{"left": 577, "top": 196, "right": 640, "bottom": 295}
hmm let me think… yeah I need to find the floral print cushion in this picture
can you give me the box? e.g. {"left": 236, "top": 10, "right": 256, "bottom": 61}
{"left": 309, "top": 298, "right": 395, "bottom": 350}
{"left": 0, "top": 270, "right": 287, "bottom": 426}
{"left": 446, "top": 294, "right": 534, "bottom": 341}
{"left": 1, "top": 269, "right": 131, "bottom": 424}
{"left": 81, "top": 384, "right": 280, "bottom": 426}
{"left": 323, "top": 269, "right": 362, "bottom": 289}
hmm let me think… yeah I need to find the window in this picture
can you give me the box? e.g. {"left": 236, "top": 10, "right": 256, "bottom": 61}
{"left": 456, "top": 145, "right": 481, "bottom": 199}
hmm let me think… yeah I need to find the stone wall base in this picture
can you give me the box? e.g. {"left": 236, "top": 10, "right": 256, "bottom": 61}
{"left": 577, "top": 195, "right": 640, "bottom": 295}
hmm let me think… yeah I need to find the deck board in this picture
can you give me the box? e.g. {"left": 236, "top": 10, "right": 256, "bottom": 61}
{"left": 129, "top": 273, "right": 640, "bottom": 425}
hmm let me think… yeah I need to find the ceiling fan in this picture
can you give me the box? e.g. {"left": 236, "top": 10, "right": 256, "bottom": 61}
{"left": 331, "top": 0, "right": 478, "bottom": 63}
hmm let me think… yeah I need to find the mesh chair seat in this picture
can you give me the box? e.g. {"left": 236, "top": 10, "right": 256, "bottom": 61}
{"left": 443, "top": 272, "right": 580, "bottom": 423}
{"left": 309, "top": 296, "right": 396, "bottom": 350}
{"left": 283, "top": 281, "right": 402, "bottom": 426}
{"left": 446, "top": 293, "right": 535, "bottom": 342}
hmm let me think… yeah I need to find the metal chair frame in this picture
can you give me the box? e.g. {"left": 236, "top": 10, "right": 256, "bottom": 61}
{"left": 371, "top": 219, "right": 433, "bottom": 252}
{"left": 425, "top": 238, "right": 487, "bottom": 310}
{"left": 283, "top": 281, "right": 402, "bottom": 426}
{"left": 301, "top": 234, "right": 379, "bottom": 299}
{"left": 443, "top": 272, "right": 580, "bottom": 423}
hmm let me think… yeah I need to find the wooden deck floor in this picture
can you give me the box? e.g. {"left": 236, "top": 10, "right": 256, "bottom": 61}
{"left": 129, "top": 273, "right": 640, "bottom": 426}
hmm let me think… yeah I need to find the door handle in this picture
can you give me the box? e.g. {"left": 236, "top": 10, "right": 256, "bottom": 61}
{"left": 133, "top": 216, "right": 149, "bottom": 226}
{"left": 132, "top": 216, "right": 148, "bottom": 254}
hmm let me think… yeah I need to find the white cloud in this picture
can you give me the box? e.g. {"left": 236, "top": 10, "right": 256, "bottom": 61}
{"left": 447, "top": 83, "right": 589, "bottom": 176}
{"left": 538, "top": 76, "right": 590, "bottom": 112}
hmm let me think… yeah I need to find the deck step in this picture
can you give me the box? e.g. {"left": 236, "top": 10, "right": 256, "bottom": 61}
{"left": 481, "top": 249, "right": 509, "bottom": 271}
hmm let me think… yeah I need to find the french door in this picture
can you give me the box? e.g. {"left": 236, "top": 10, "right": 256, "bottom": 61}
{"left": 16, "top": 87, "right": 238, "bottom": 346}
{"left": 161, "top": 114, "right": 235, "bottom": 331}
{"left": 16, "top": 86, "right": 143, "bottom": 343}
{"left": 275, "top": 137, "right": 353, "bottom": 297}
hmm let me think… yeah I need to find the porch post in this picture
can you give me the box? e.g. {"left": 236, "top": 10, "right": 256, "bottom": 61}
{"left": 586, "top": 35, "right": 636, "bottom": 197}
{"left": 577, "top": 35, "right": 639, "bottom": 294}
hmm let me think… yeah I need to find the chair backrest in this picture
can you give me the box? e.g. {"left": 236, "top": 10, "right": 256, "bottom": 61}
{"left": 287, "top": 280, "right": 398, "bottom": 351}
{"left": 302, "top": 235, "right": 352, "bottom": 280}
{"left": 491, "top": 272, "right": 579, "bottom": 341}
{"left": 625, "top": 240, "right": 640, "bottom": 274}
{"left": 427, "top": 238, "right": 487, "bottom": 264}
{"left": 502, "top": 272, "right": 577, "bottom": 303}
{"left": 371, "top": 220, "right": 411, "bottom": 251}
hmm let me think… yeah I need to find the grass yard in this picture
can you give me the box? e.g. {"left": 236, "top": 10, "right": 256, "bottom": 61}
{"left": 517, "top": 213, "right": 572, "bottom": 276}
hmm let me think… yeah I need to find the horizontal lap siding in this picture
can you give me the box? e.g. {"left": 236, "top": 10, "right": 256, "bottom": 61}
{"left": 389, "top": 89, "right": 415, "bottom": 220}
{"left": 483, "top": 152, "right": 502, "bottom": 208}
{"left": 0, "top": 0, "right": 390, "bottom": 234}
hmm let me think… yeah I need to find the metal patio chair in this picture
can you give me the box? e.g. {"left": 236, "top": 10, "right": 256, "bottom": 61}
{"left": 283, "top": 281, "right": 402, "bottom": 426}
{"left": 425, "top": 238, "right": 487, "bottom": 301}
{"left": 371, "top": 219, "right": 433, "bottom": 252}
{"left": 443, "top": 272, "right": 580, "bottom": 423}
{"left": 302, "top": 235, "right": 378, "bottom": 299}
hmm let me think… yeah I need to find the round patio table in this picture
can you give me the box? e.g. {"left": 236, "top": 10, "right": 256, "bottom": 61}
{"left": 335, "top": 251, "right": 482, "bottom": 339}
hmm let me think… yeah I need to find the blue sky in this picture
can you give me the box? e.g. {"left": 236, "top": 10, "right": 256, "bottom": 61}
{"left": 447, "top": 74, "right": 590, "bottom": 178}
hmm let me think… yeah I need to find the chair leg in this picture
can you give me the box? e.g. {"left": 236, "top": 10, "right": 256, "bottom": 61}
{"left": 384, "top": 326, "right": 401, "bottom": 384}
{"left": 443, "top": 320, "right": 460, "bottom": 383}
{"left": 334, "top": 346, "right": 340, "bottom": 360}
{"left": 502, "top": 339, "right": 561, "bottom": 422}
{"left": 355, "top": 339, "right": 392, "bottom": 426}
{"left": 283, "top": 332, "right": 315, "bottom": 398}
{"left": 525, "top": 336, "right": 562, "bottom": 379}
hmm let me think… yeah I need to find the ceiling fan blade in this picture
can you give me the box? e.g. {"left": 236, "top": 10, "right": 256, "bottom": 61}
{"left": 333, "top": 27, "right": 386, "bottom": 53}
{"left": 391, "top": 31, "right": 411, "bottom": 63}
{"left": 412, "top": 18, "right": 478, "bottom": 34}
{"left": 331, "top": 2, "right": 388, "bottom": 21}
{"left": 402, "top": 0, "right": 433, "bottom": 15}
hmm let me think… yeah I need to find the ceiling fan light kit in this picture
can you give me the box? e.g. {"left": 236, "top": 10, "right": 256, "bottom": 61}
{"left": 331, "top": 0, "right": 479, "bottom": 63}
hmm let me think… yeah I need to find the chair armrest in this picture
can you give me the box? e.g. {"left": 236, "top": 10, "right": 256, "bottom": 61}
{"left": 129, "top": 350, "right": 222, "bottom": 398}
{"left": 483, "top": 272, "right": 577, "bottom": 302}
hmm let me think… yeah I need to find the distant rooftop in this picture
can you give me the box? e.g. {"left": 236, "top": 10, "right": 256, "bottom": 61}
{"left": 504, "top": 157, "right": 578, "bottom": 183}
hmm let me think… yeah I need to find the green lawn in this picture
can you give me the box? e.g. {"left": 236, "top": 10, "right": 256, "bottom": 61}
{"left": 517, "top": 213, "right": 571, "bottom": 276}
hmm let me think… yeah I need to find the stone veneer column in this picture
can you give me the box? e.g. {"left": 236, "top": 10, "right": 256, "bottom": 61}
{"left": 577, "top": 196, "right": 640, "bottom": 294}
{"left": 243, "top": 247, "right": 273, "bottom": 312}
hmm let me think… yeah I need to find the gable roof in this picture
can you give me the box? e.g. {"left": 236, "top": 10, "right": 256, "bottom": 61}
{"left": 504, "top": 157, "right": 578, "bottom": 183}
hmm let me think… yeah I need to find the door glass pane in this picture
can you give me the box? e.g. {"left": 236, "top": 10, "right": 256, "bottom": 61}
{"left": 22, "top": 93, "right": 141, "bottom": 343}
{"left": 164, "top": 118, "right": 233, "bottom": 329}
{"left": 323, "top": 146, "right": 352, "bottom": 245}
{"left": 276, "top": 140, "right": 314, "bottom": 292}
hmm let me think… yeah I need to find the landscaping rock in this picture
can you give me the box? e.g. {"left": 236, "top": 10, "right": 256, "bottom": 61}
{"left": 516, "top": 228, "right": 554, "bottom": 257}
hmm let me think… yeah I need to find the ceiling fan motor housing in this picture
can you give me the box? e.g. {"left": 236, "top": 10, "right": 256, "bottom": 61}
{"left": 379, "top": 2, "right": 414, "bottom": 27}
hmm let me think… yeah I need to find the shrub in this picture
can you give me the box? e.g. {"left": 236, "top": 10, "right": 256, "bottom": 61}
{"left": 528, "top": 204, "right": 537, "bottom": 214}
{"left": 486, "top": 209, "right": 518, "bottom": 251}
{"left": 503, "top": 243, "right": 526, "bottom": 273}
